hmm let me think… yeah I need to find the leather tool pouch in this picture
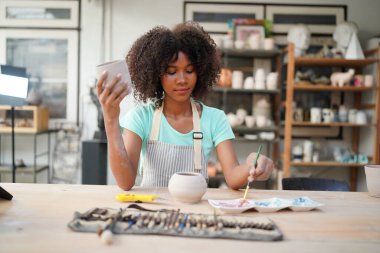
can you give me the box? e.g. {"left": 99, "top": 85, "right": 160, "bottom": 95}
{"left": 68, "top": 204, "right": 283, "bottom": 241}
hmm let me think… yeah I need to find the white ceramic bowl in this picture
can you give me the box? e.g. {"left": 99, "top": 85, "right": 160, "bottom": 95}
{"left": 365, "top": 165, "right": 380, "bottom": 197}
{"left": 168, "top": 172, "right": 207, "bottom": 204}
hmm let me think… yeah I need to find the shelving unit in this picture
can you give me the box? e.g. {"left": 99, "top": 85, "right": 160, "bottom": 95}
{"left": 209, "top": 48, "right": 282, "bottom": 126}
{"left": 205, "top": 48, "right": 283, "bottom": 187}
{"left": 283, "top": 43, "right": 380, "bottom": 191}
{"left": 0, "top": 130, "right": 54, "bottom": 183}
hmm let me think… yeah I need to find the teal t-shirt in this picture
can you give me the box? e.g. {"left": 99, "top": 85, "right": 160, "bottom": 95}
{"left": 119, "top": 101, "right": 234, "bottom": 170}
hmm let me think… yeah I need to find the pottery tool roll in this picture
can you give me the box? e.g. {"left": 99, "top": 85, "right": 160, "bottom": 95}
{"left": 68, "top": 204, "right": 283, "bottom": 241}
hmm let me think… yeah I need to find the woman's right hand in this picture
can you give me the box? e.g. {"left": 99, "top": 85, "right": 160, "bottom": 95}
{"left": 96, "top": 71, "right": 130, "bottom": 120}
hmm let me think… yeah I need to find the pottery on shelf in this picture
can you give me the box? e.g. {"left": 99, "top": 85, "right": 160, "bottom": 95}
{"left": 25, "top": 88, "right": 43, "bottom": 106}
{"left": 253, "top": 98, "right": 272, "bottom": 118}
{"left": 168, "top": 172, "right": 207, "bottom": 204}
{"left": 236, "top": 108, "right": 248, "bottom": 122}
{"left": 227, "top": 113, "right": 241, "bottom": 128}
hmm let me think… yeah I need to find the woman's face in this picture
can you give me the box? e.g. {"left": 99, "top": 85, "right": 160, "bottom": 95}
{"left": 161, "top": 51, "right": 197, "bottom": 103}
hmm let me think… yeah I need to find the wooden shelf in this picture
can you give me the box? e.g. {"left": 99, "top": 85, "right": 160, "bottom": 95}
{"left": 213, "top": 87, "right": 279, "bottom": 94}
{"left": 232, "top": 125, "right": 278, "bottom": 134}
{"left": 294, "top": 57, "right": 377, "bottom": 67}
{"left": 294, "top": 82, "right": 377, "bottom": 92}
{"left": 291, "top": 121, "right": 374, "bottom": 127}
{"left": 233, "top": 137, "right": 279, "bottom": 143}
{"left": 282, "top": 43, "right": 380, "bottom": 191}
{"left": 289, "top": 161, "right": 367, "bottom": 167}
{"left": 221, "top": 48, "right": 282, "bottom": 58}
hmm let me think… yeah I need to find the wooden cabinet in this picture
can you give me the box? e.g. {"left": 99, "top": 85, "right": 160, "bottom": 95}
{"left": 0, "top": 105, "right": 48, "bottom": 133}
{"left": 283, "top": 43, "right": 380, "bottom": 190}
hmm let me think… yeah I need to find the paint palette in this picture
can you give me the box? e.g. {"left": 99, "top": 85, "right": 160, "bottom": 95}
{"left": 208, "top": 197, "right": 324, "bottom": 214}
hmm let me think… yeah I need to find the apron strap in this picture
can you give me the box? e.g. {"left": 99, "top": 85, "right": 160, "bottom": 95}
{"left": 149, "top": 100, "right": 203, "bottom": 173}
{"left": 191, "top": 101, "right": 202, "bottom": 173}
{"left": 150, "top": 106, "right": 162, "bottom": 141}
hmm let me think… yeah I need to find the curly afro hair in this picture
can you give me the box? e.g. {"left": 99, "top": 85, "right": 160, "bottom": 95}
{"left": 126, "top": 21, "right": 221, "bottom": 107}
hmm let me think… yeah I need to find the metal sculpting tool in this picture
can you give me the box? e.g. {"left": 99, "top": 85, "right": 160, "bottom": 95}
{"left": 242, "top": 144, "right": 262, "bottom": 200}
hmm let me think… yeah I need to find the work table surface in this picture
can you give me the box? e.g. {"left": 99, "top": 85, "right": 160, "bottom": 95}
{"left": 0, "top": 183, "right": 379, "bottom": 253}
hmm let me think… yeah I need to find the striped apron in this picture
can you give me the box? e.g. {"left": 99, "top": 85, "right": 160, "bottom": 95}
{"left": 140, "top": 101, "right": 207, "bottom": 187}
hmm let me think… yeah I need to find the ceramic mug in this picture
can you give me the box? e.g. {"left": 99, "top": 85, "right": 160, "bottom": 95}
{"left": 356, "top": 110, "right": 367, "bottom": 124}
{"left": 348, "top": 109, "right": 357, "bottom": 123}
{"left": 245, "top": 115, "right": 255, "bottom": 128}
{"left": 354, "top": 74, "right": 364, "bottom": 87}
{"left": 364, "top": 165, "right": 380, "bottom": 197}
{"left": 310, "top": 107, "right": 322, "bottom": 123}
{"left": 263, "top": 38, "right": 274, "bottom": 50}
{"left": 322, "top": 108, "right": 334, "bottom": 123}
{"left": 95, "top": 59, "right": 132, "bottom": 90}
{"left": 292, "top": 145, "right": 303, "bottom": 162}
{"left": 364, "top": 75, "right": 374, "bottom": 87}
{"left": 338, "top": 105, "right": 348, "bottom": 122}
{"left": 168, "top": 172, "right": 207, "bottom": 203}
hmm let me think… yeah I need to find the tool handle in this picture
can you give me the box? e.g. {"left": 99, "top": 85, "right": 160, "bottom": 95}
{"left": 115, "top": 194, "right": 159, "bottom": 202}
{"left": 253, "top": 144, "right": 263, "bottom": 168}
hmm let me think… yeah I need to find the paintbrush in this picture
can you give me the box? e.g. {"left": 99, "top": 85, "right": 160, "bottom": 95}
{"left": 242, "top": 144, "right": 263, "bottom": 201}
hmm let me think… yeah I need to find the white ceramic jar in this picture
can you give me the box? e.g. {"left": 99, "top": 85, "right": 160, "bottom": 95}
{"left": 266, "top": 72, "right": 278, "bottom": 90}
{"left": 248, "top": 33, "right": 261, "bottom": 49}
{"left": 243, "top": 76, "right": 255, "bottom": 89}
{"left": 356, "top": 110, "right": 367, "bottom": 124}
{"left": 303, "top": 140, "right": 313, "bottom": 162}
{"left": 232, "top": 71, "right": 243, "bottom": 89}
{"left": 168, "top": 172, "right": 207, "bottom": 204}
{"left": 254, "top": 69, "right": 266, "bottom": 89}
{"left": 310, "top": 107, "right": 322, "bottom": 123}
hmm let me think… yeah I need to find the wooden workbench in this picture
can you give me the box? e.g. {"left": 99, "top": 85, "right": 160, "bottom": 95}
{"left": 0, "top": 183, "right": 379, "bottom": 252}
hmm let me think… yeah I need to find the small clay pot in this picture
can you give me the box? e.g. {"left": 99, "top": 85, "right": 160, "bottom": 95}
{"left": 168, "top": 172, "right": 207, "bottom": 204}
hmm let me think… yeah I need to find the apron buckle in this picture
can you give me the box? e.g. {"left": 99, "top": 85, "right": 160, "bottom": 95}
{"left": 193, "top": 132, "right": 203, "bottom": 139}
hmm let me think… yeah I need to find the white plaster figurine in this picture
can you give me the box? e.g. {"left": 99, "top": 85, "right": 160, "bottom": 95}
{"left": 333, "top": 21, "right": 361, "bottom": 58}
{"left": 287, "top": 24, "right": 311, "bottom": 57}
{"left": 330, "top": 69, "right": 355, "bottom": 87}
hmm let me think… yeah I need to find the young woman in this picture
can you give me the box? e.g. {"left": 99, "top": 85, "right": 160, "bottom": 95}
{"left": 97, "top": 22, "right": 274, "bottom": 190}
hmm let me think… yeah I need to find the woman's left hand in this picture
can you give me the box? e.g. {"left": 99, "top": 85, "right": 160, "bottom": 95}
{"left": 246, "top": 153, "right": 274, "bottom": 181}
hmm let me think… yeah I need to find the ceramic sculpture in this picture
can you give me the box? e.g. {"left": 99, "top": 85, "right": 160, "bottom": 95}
{"left": 287, "top": 24, "right": 311, "bottom": 57}
{"left": 330, "top": 69, "right": 355, "bottom": 87}
{"left": 333, "top": 21, "right": 361, "bottom": 57}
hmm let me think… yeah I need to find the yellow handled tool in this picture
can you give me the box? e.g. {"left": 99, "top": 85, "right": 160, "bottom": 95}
{"left": 115, "top": 193, "right": 160, "bottom": 202}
